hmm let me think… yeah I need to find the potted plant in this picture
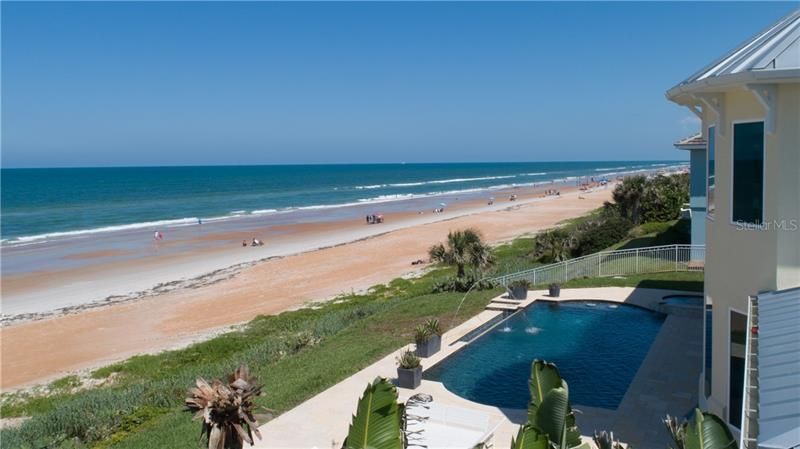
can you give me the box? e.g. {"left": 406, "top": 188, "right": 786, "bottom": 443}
{"left": 415, "top": 319, "right": 442, "bottom": 357}
{"left": 548, "top": 283, "right": 561, "bottom": 297}
{"left": 396, "top": 349, "right": 422, "bottom": 389}
{"left": 508, "top": 279, "right": 531, "bottom": 300}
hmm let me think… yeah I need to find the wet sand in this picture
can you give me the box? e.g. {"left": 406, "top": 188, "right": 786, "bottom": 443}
{"left": 0, "top": 185, "right": 613, "bottom": 390}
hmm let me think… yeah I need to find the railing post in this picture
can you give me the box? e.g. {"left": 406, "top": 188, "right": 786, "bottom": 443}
{"left": 635, "top": 249, "right": 640, "bottom": 273}
{"left": 675, "top": 245, "right": 679, "bottom": 271}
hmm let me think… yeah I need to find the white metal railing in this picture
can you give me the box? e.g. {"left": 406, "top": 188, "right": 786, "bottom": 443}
{"left": 492, "top": 244, "right": 705, "bottom": 287}
{"left": 740, "top": 295, "right": 759, "bottom": 449}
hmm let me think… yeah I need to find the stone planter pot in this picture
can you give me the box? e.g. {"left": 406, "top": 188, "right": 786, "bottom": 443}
{"left": 415, "top": 334, "right": 442, "bottom": 358}
{"left": 397, "top": 366, "right": 422, "bottom": 389}
{"left": 509, "top": 286, "right": 528, "bottom": 300}
{"left": 548, "top": 284, "right": 561, "bottom": 297}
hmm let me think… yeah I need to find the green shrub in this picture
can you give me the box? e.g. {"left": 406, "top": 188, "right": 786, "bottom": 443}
{"left": 532, "top": 229, "right": 577, "bottom": 263}
{"left": 574, "top": 217, "right": 633, "bottom": 255}
{"left": 630, "top": 221, "right": 674, "bottom": 237}
{"left": 432, "top": 272, "right": 495, "bottom": 293}
{"left": 613, "top": 174, "right": 689, "bottom": 225}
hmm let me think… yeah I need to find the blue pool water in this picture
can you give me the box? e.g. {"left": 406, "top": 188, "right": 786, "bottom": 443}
{"left": 425, "top": 301, "right": 665, "bottom": 409}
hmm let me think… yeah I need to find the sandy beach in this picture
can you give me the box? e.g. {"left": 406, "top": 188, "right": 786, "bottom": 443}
{"left": 0, "top": 185, "right": 614, "bottom": 390}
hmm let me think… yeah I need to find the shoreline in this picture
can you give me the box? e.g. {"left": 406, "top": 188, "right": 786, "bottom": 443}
{"left": 1, "top": 180, "right": 592, "bottom": 322}
{"left": 0, "top": 184, "right": 618, "bottom": 391}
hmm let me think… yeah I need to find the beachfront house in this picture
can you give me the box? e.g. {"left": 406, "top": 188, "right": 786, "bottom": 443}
{"left": 674, "top": 132, "right": 707, "bottom": 261}
{"left": 666, "top": 8, "right": 800, "bottom": 449}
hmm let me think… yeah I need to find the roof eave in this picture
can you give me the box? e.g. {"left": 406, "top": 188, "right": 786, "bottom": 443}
{"left": 666, "top": 68, "right": 800, "bottom": 103}
{"left": 674, "top": 144, "right": 706, "bottom": 151}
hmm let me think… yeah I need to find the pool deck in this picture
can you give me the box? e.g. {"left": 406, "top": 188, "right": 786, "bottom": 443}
{"left": 254, "top": 287, "right": 702, "bottom": 449}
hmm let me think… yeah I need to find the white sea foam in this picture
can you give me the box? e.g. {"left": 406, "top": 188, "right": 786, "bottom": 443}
{"left": 5, "top": 217, "right": 201, "bottom": 245}
{"left": 388, "top": 181, "right": 425, "bottom": 187}
{"left": 251, "top": 209, "right": 278, "bottom": 215}
{"left": 595, "top": 166, "right": 627, "bottom": 172}
{"left": 524, "top": 172, "right": 547, "bottom": 176}
{"left": 357, "top": 194, "right": 418, "bottom": 203}
{"left": 427, "top": 175, "right": 516, "bottom": 184}
{"left": 382, "top": 174, "right": 519, "bottom": 189}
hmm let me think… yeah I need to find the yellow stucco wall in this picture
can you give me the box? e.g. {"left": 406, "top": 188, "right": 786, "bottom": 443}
{"left": 701, "top": 83, "right": 800, "bottom": 422}
{"left": 775, "top": 84, "right": 800, "bottom": 290}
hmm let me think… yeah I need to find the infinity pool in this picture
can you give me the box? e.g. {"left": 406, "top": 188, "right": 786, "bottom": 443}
{"left": 425, "top": 301, "right": 665, "bottom": 409}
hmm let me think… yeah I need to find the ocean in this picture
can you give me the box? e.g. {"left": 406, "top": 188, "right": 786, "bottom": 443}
{"left": 1, "top": 161, "right": 682, "bottom": 245}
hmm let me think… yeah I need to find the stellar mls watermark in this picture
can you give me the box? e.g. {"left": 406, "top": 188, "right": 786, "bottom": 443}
{"left": 735, "top": 219, "right": 799, "bottom": 232}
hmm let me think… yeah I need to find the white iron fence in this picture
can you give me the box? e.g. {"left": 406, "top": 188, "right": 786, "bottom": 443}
{"left": 492, "top": 244, "right": 705, "bottom": 287}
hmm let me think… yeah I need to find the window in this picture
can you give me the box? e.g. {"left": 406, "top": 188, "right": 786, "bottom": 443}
{"left": 732, "top": 122, "right": 764, "bottom": 224}
{"left": 704, "top": 304, "right": 712, "bottom": 398}
{"left": 729, "top": 310, "right": 747, "bottom": 427}
{"left": 707, "top": 126, "right": 715, "bottom": 218}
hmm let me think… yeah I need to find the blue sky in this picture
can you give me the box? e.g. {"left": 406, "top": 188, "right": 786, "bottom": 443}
{"left": 2, "top": 1, "right": 797, "bottom": 168}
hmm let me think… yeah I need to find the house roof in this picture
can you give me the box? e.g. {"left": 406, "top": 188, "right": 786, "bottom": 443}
{"left": 667, "top": 9, "right": 800, "bottom": 100}
{"left": 756, "top": 287, "right": 800, "bottom": 449}
{"left": 673, "top": 132, "right": 707, "bottom": 151}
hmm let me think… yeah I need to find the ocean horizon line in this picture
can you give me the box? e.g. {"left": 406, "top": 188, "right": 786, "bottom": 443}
{"left": 0, "top": 159, "right": 684, "bottom": 171}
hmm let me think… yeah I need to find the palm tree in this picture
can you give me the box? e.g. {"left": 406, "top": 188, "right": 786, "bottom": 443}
{"left": 428, "top": 229, "right": 493, "bottom": 277}
{"left": 185, "top": 365, "right": 267, "bottom": 449}
{"left": 612, "top": 175, "right": 647, "bottom": 224}
{"left": 533, "top": 230, "right": 577, "bottom": 263}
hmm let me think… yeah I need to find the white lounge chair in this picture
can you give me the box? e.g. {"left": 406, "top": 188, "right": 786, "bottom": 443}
{"left": 405, "top": 394, "right": 502, "bottom": 449}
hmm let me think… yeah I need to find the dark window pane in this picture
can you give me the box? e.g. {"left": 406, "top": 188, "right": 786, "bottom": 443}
{"left": 729, "top": 356, "right": 745, "bottom": 426}
{"left": 732, "top": 122, "right": 764, "bottom": 224}
{"left": 729, "top": 310, "right": 747, "bottom": 427}
{"left": 705, "top": 305, "right": 713, "bottom": 398}
{"left": 708, "top": 126, "right": 715, "bottom": 217}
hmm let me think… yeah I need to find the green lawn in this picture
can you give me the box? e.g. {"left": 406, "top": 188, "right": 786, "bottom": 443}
{"left": 1, "top": 210, "right": 703, "bottom": 449}
{"left": 555, "top": 271, "right": 703, "bottom": 292}
{"left": 610, "top": 219, "right": 691, "bottom": 250}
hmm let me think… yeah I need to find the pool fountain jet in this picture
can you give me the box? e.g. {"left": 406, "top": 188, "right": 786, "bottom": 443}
{"left": 449, "top": 273, "right": 494, "bottom": 337}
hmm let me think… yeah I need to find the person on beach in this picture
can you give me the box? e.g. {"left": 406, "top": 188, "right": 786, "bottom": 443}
{"left": 242, "top": 240, "right": 248, "bottom": 247}
{"left": 154, "top": 231, "right": 163, "bottom": 241}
